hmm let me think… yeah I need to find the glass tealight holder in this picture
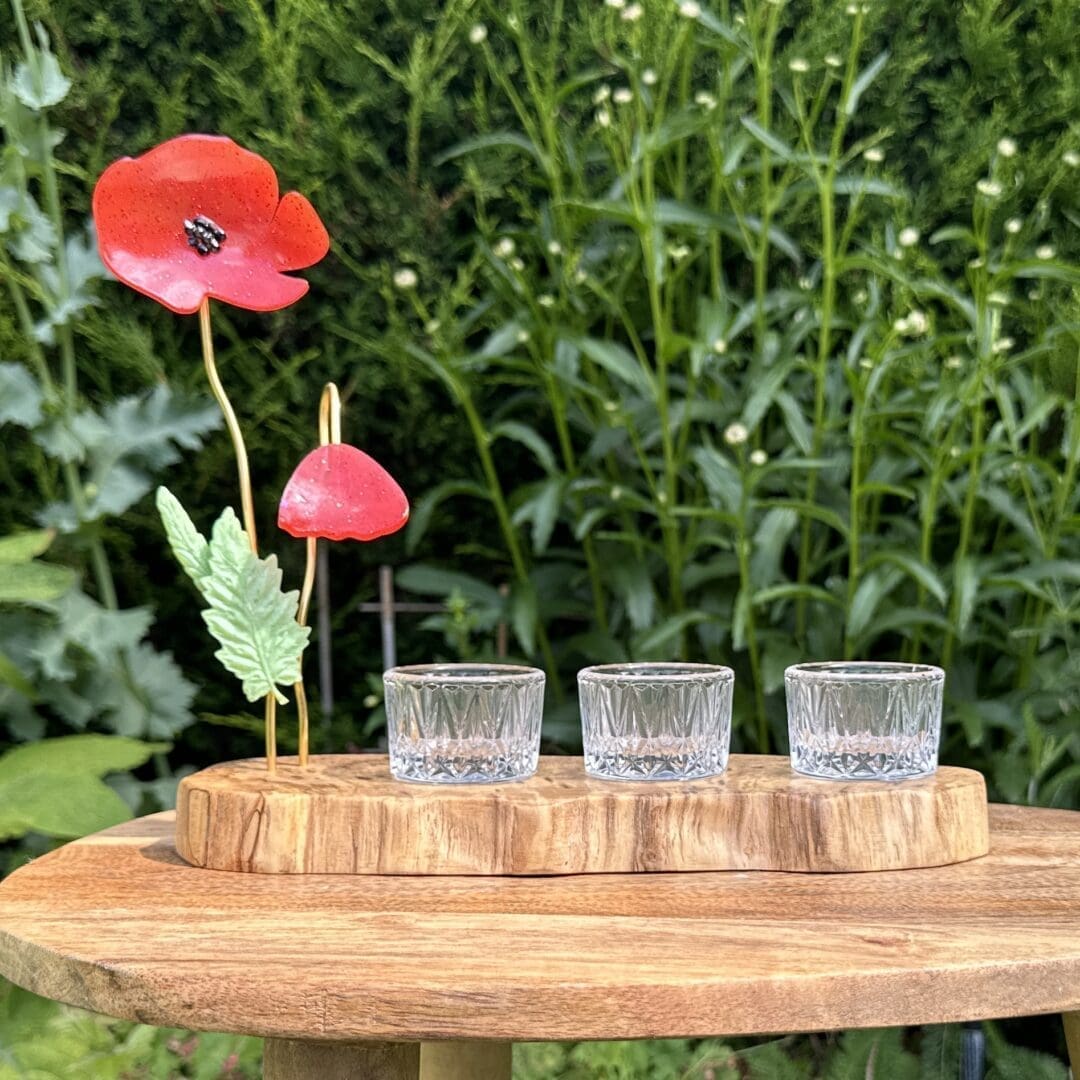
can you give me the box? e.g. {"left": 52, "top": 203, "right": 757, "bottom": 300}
{"left": 383, "top": 663, "right": 545, "bottom": 784}
{"left": 785, "top": 661, "right": 945, "bottom": 781}
{"left": 578, "top": 662, "right": 734, "bottom": 781}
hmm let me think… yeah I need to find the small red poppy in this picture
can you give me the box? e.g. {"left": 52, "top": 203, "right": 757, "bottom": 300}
{"left": 278, "top": 444, "right": 410, "bottom": 543}
{"left": 93, "top": 134, "right": 329, "bottom": 315}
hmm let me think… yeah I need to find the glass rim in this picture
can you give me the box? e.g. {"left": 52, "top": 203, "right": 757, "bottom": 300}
{"left": 578, "top": 662, "right": 734, "bottom": 683}
{"left": 384, "top": 663, "right": 545, "bottom": 684}
{"left": 785, "top": 661, "right": 944, "bottom": 683}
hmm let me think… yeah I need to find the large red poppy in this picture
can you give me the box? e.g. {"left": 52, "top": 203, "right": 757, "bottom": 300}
{"left": 93, "top": 134, "right": 329, "bottom": 315}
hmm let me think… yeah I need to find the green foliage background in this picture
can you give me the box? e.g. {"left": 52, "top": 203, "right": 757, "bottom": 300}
{"left": 1, "top": 0, "right": 1079, "bottom": 1074}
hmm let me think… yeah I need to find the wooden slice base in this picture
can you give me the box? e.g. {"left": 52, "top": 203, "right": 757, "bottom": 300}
{"left": 175, "top": 754, "right": 989, "bottom": 875}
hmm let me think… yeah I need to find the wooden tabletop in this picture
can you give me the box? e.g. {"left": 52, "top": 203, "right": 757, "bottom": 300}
{"left": 0, "top": 806, "right": 1078, "bottom": 1043}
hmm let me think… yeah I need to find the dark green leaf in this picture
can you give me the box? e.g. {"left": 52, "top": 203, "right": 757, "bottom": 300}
{"left": 844, "top": 50, "right": 890, "bottom": 117}
{"left": 405, "top": 480, "right": 489, "bottom": 554}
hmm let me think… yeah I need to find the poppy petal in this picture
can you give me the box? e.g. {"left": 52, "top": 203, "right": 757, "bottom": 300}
{"left": 206, "top": 262, "right": 312, "bottom": 313}
{"left": 94, "top": 135, "right": 279, "bottom": 267}
{"left": 268, "top": 191, "right": 331, "bottom": 272}
{"left": 93, "top": 134, "right": 329, "bottom": 315}
{"left": 278, "top": 444, "right": 410, "bottom": 542}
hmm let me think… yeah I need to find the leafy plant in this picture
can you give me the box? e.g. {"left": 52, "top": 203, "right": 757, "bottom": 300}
{"left": 372, "top": 0, "right": 1080, "bottom": 814}
{"left": 0, "top": 982, "right": 261, "bottom": 1079}
{"left": 0, "top": 733, "right": 165, "bottom": 842}
{"left": 0, "top": 0, "right": 217, "bottom": 799}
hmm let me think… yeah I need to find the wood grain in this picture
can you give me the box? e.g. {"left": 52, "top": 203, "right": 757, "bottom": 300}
{"left": 174, "top": 754, "right": 989, "bottom": 875}
{"left": 0, "top": 807, "right": 1079, "bottom": 1041}
{"left": 263, "top": 1040, "right": 418, "bottom": 1079}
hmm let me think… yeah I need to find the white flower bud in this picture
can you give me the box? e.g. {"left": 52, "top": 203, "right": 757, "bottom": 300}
{"left": 712, "top": 338, "right": 727, "bottom": 354}
{"left": 976, "top": 179, "right": 1002, "bottom": 198}
{"left": 642, "top": 68, "right": 658, "bottom": 86}
{"left": 789, "top": 58, "right": 810, "bottom": 74}
{"left": 724, "top": 421, "right": 749, "bottom": 446}
{"left": 750, "top": 449, "right": 768, "bottom": 466}
{"left": 1036, "top": 244, "right": 1055, "bottom": 260}
{"left": 494, "top": 237, "right": 516, "bottom": 257}
{"left": 996, "top": 137, "right": 1017, "bottom": 158}
{"left": 621, "top": 2, "right": 644, "bottom": 20}
{"left": 863, "top": 147, "right": 885, "bottom": 163}
{"left": 613, "top": 87, "right": 634, "bottom": 104}
{"left": 468, "top": 23, "right": 488, "bottom": 44}
{"left": 678, "top": 0, "right": 701, "bottom": 17}
{"left": 596, "top": 107, "right": 612, "bottom": 128}
{"left": 538, "top": 294, "right": 555, "bottom": 307}
{"left": 393, "top": 267, "right": 418, "bottom": 289}
{"left": 898, "top": 226, "right": 919, "bottom": 248}
{"left": 1004, "top": 218, "right": 1022, "bottom": 235}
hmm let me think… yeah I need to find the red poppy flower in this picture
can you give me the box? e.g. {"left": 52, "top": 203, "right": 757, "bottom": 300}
{"left": 278, "top": 444, "right": 410, "bottom": 543}
{"left": 93, "top": 134, "right": 329, "bottom": 315}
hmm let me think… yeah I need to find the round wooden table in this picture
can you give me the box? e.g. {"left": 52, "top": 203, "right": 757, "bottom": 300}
{"left": 0, "top": 806, "right": 1078, "bottom": 1078}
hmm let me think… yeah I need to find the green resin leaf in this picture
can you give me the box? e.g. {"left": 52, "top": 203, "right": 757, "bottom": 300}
{"left": 156, "top": 489, "right": 309, "bottom": 704}
{"left": 156, "top": 487, "right": 210, "bottom": 587}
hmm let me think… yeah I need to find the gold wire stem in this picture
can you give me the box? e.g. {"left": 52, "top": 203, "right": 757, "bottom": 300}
{"left": 198, "top": 298, "right": 276, "bottom": 772}
{"left": 293, "top": 384, "right": 342, "bottom": 767}
{"left": 264, "top": 695, "right": 277, "bottom": 774}
{"left": 318, "top": 381, "right": 342, "bottom": 445}
{"left": 295, "top": 536, "right": 318, "bottom": 766}
{"left": 198, "top": 299, "right": 258, "bottom": 554}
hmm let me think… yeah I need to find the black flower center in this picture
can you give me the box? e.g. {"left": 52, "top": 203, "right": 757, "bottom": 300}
{"left": 183, "top": 214, "right": 226, "bottom": 256}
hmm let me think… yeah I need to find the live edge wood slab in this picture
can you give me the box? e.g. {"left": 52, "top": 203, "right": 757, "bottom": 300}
{"left": 175, "top": 753, "right": 989, "bottom": 875}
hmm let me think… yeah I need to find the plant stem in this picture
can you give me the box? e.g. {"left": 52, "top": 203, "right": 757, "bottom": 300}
{"left": 1018, "top": 341, "right": 1080, "bottom": 682}
{"left": 844, "top": 394, "right": 863, "bottom": 658}
{"left": 942, "top": 386, "right": 985, "bottom": 671}
{"left": 198, "top": 299, "right": 259, "bottom": 553}
{"left": 4, "top": 260, "right": 118, "bottom": 609}
{"left": 794, "top": 12, "right": 863, "bottom": 644}
{"left": 751, "top": 3, "right": 781, "bottom": 355}
{"left": 10, "top": 17, "right": 123, "bottom": 611}
{"left": 736, "top": 470, "right": 768, "bottom": 751}
{"left": 639, "top": 148, "right": 685, "bottom": 625}
{"left": 544, "top": 370, "right": 608, "bottom": 632}
{"left": 459, "top": 387, "right": 561, "bottom": 695}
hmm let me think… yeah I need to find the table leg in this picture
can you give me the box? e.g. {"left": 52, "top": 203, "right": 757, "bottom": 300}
{"left": 1064, "top": 1012, "right": 1080, "bottom": 1076}
{"left": 264, "top": 1038, "right": 420, "bottom": 1079}
{"left": 420, "top": 1040, "right": 513, "bottom": 1079}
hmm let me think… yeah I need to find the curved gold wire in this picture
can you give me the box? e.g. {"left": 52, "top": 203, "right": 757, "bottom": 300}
{"left": 198, "top": 299, "right": 277, "bottom": 773}
{"left": 295, "top": 382, "right": 344, "bottom": 766}
{"left": 318, "top": 382, "right": 342, "bottom": 446}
